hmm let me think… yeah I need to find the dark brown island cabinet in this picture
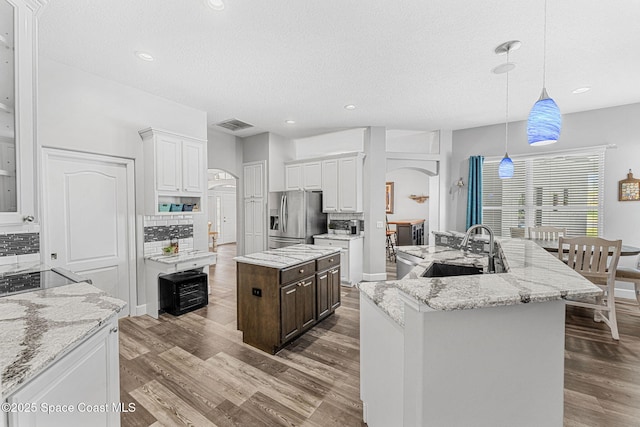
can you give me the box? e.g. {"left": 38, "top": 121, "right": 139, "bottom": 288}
{"left": 237, "top": 252, "right": 341, "bottom": 354}
{"left": 390, "top": 219, "right": 426, "bottom": 246}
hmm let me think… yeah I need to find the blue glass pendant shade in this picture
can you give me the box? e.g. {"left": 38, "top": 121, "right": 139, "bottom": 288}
{"left": 527, "top": 88, "right": 561, "bottom": 146}
{"left": 498, "top": 154, "right": 514, "bottom": 179}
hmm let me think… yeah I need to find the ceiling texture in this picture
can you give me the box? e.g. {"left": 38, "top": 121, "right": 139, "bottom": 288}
{"left": 38, "top": 0, "right": 640, "bottom": 140}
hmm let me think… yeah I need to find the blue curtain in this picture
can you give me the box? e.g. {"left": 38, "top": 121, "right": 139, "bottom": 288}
{"left": 466, "top": 155, "right": 484, "bottom": 230}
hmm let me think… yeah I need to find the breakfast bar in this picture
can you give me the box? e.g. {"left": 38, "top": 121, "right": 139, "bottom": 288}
{"left": 358, "top": 238, "right": 602, "bottom": 427}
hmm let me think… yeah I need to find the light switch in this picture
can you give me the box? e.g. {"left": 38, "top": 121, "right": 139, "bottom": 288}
{"left": 376, "top": 221, "right": 383, "bottom": 229}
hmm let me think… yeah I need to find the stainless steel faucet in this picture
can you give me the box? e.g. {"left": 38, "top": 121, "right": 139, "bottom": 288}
{"left": 461, "top": 224, "right": 496, "bottom": 273}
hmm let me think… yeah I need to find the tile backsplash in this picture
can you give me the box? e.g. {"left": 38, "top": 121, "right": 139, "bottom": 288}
{"left": 143, "top": 215, "right": 194, "bottom": 256}
{"left": 327, "top": 213, "right": 364, "bottom": 235}
{"left": 0, "top": 232, "right": 40, "bottom": 257}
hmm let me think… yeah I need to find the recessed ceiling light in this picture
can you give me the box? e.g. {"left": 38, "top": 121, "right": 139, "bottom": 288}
{"left": 344, "top": 104, "right": 356, "bottom": 110}
{"left": 285, "top": 120, "right": 296, "bottom": 125}
{"left": 206, "top": 0, "right": 225, "bottom": 10}
{"left": 135, "top": 51, "right": 154, "bottom": 62}
{"left": 572, "top": 87, "right": 591, "bottom": 94}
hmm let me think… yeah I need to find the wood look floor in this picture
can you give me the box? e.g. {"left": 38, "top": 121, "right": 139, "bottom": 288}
{"left": 120, "top": 247, "right": 640, "bottom": 426}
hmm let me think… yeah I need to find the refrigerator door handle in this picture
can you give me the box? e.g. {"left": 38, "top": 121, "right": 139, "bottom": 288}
{"left": 280, "top": 194, "right": 285, "bottom": 231}
{"left": 283, "top": 194, "right": 288, "bottom": 233}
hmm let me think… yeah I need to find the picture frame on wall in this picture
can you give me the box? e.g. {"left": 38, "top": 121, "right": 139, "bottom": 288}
{"left": 619, "top": 170, "right": 640, "bottom": 201}
{"left": 386, "top": 182, "right": 394, "bottom": 213}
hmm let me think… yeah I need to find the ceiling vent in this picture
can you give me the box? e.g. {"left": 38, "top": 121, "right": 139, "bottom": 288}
{"left": 214, "top": 118, "right": 254, "bottom": 132}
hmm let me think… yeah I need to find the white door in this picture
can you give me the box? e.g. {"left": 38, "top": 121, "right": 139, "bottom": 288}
{"left": 221, "top": 193, "right": 236, "bottom": 244}
{"left": 42, "top": 149, "right": 135, "bottom": 316}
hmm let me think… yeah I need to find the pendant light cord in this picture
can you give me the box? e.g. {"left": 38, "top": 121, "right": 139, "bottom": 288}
{"left": 542, "top": 0, "right": 547, "bottom": 88}
{"left": 505, "top": 49, "right": 509, "bottom": 154}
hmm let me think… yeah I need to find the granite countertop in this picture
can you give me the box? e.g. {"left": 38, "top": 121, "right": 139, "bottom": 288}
{"left": 387, "top": 219, "right": 425, "bottom": 225}
{"left": 358, "top": 238, "right": 602, "bottom": 326}
{"left": 234, "top": 244, "right": 340, "bottom": 269}
{"left": 0, "top": 262, "right": 50, "bottom": 278}
{"left": 145, "top": 249, "right": 216, "bottom": 264}
{"left": 313, "top": 234, "right": 364, "bottom": 241}
{"left": 0, "top": 282, "right": 126, "bottom": 397}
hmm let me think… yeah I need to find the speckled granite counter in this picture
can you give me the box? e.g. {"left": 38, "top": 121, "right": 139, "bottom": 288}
{"left": 234, "top": 244, "right": 340, "bottom": 268}
{"left": 145, "top": 249, "right": 216, "bottom": 264}
{"left": 313, "top": 234, "right": 364, "bottom": 241}
{"left": 0, "top": 282, "right": 126, "bottom": 397}
{"left": 358, "top": 238, "right": 601, "bottom": 326}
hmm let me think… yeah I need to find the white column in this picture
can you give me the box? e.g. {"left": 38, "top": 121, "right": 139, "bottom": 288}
{"left": 363, "top": 127, "right": 387, "bottom": 281}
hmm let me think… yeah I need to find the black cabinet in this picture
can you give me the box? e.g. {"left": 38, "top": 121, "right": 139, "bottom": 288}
{"left": 159, "top": 270, "right": 208, "bottom": 316}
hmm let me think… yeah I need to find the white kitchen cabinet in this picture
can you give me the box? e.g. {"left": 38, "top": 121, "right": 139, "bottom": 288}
{"left": 244, "top": 198, "right": 265, "bottom": 255}
{"left": 321, "top": 153, "right": 364, "bottom": 213}
{"left": 6, "top": 318, "right": 121, "bottom": 427}
{"left": 139, "top": 128, "right": 206, "bottom": 215}
{"left": 284, "top": 161, "right": 322, "bottom": 191}
{"left": 313, "top": 236, "right": 363, "bottom": 285}
{"left": 0, "top": 0, "right": 44, "bottom": 226}
{"left": 302, "top": 162, "right": 322, "bottom": 190}
{"left": 243, "top": 162, "right": 265, "bottom": 198}
{"left": 285, "top": 164, "right": 302, "bottom": 190}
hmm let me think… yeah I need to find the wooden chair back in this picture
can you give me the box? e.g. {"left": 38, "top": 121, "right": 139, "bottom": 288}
{"left": 509, "top": 227, "right": 526, "bottom": 238}
{"left": 529, "top": 226, "right": 566, "bottom": 241}
{"left": 559, "top": 236, "right": 622, "bottom": 286}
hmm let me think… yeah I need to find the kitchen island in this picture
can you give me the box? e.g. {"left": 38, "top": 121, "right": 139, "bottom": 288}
{"left": 235, "top": 244, "right": 341, "bottom": 354}
{"left": 1, "top": 281, "right": 126, "bottom": 426}
{"left": 358, "top": 238, "right": 601, "bottom": 427}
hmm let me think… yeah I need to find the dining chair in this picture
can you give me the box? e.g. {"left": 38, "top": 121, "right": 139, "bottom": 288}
{"left": 560, "top": 236, "right": 623, "bottom": 340}
{"left": 509, "top": 227, "right": 526, "bottom": 238}
{"left": 528, "top": 226, "right": 566, "bottom": 241}
{"left": 614, "top": 255, "right": 640, "bottom": 308}
{"left": 385, "top": 216, "right": 396, "bottom": 262}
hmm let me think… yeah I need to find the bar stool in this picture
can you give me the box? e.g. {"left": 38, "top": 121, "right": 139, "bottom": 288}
{"left": 386, "top": 218, "right": 396, "bottom": 262}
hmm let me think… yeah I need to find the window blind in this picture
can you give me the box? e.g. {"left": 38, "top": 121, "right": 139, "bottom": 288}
{"left": 482, "top": 149, "right": 605, "bottom": 237}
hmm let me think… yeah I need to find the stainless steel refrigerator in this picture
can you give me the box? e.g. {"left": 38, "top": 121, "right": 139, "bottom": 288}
{"left": 268, "top": 190, "right": 327, "bottom": 249}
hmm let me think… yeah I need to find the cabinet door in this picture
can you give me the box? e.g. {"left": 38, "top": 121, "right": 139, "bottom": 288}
{"left": 330, "top": 267, "right": 341, "bottom": 311}
{"left": 244, "top": 163, "right": 265, "bottom": 198}
{"left": 281, "top": 282, "right": 299, "bottom": 342}
{"left": 285, "top": 164, "right": 302, "bottom": 190}
{"left": 300, "top": 277, "right": 316, "bottom": 330}
{"left": 244, "top": 198, "right": 265, "bottom": 255}
{"left": 303, "top": 162, "right": 322, "bottom": 190}
{"left": 316, "top": 271, "right": 331, "bottom": 320}
{"left": 321, "top": 160, "right": 339, "bottom": 212}
{"left": 244, "top": 165, "right": 255, "bottom": 198}
{"left": 182, "top": 140, "right": 204, "bottom": 193}
{"left": 7, "top": 320, "right": 120, "bottom": 427}
{"left": 156, "top": 135, "right": 182, "bottom": 192}
{"left": 338, "top": 157, "right": 357, "bottom": 211}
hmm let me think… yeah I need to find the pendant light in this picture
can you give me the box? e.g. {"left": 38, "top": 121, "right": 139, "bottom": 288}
{"left": 495, "top": 41, "right": 519, "bottom": 179}
{"left": 527, "top": 0, "right": 561, "bottom": 146}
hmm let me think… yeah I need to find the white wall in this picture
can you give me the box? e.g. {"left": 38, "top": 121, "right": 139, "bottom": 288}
{"left": 449, "top": 102, "right": 640, "bottom": 293}
{"left": 208, "top": 129, "right": 240, "bottom": 178}
{"left": 386, "top": 130, "right": 439, "bottom": 154}
{"left": 385, "top": 169, "right": 430, "bottom": 223}
{"left": 294, "top": 128, "right": 365, "bottom": 159}
{"left": 38, "top": 57, "right": 208, "bottom": 310}
{"left": 268, "top": 133, "right": 295, "bottom": 191}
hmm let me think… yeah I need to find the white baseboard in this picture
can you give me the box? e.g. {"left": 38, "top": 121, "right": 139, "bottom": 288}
{"left": 362, "top": 272, "right": 387, "bottom": 282}
{"left": 135, "top": 304, "right": 147, "bottom": 316}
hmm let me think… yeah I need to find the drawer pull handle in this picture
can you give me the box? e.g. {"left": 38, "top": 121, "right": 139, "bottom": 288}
{"left": 319, "top": 274, "right": 327, "bottom": 280}
{"left": 299, "top": 269, "right": 304, "bottom": 273}
{"left": 329, "top": 259, "right": 334, "bottom": 262}
{"left": 303, "top": 281, "right": 312, "bottom": 287}
{"left": 286, "top": 288, "right": 296, "bottom": 295}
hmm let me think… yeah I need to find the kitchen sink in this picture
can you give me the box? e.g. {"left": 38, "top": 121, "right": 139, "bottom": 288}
{"left": 422, "top": 263, "right": 483, "bottom": 278}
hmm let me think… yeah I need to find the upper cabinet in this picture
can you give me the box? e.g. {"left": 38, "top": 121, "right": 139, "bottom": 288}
{"left": 139, "top": 128, "right": 206, "bottom": 215}
{"left": 243, "top": 162, "right": 265, "bottom": 199}
{"left": 321, "top": 153, "right": 364, "bottom": 213}
{"left": 0, "top": 0, "right": 45, "bottom": 225}
{"left": 285, "top": 161, "right": 322, "bottom": 191}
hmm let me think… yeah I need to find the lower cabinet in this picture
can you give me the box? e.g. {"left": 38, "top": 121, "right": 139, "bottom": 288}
{"left": 237, "top": 252, "right": 340, "bottom": 354}
{"left": 6, "top": 318, "right": 121, "bottom": 427}
{"left": 280, "top": 276, "right": 316, "bottom": 342}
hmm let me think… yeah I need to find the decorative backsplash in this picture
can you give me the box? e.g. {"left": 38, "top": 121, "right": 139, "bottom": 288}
{"left": 433, "top": 231, "right": 490, "bottom": 254}
{"left": 143, "top": 215, "right": 194, "bottom": 256}
{"left": 327, "top": 213, "right": 364, "bottom": 234}
{"left": 0, "top": 232, "right": 40, "bottom": 257}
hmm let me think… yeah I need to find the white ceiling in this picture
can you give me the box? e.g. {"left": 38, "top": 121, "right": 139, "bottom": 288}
{"left": 38, "top": 0, "right": 640, "bottom": 140}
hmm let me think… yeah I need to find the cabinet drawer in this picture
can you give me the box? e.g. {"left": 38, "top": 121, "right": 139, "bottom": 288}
{"left": 281, "top": 261, "right": 316, "bottom": 285}
{"left": 317, "top": 253, "right": 340, "bottom": 271}
{"left": 313, "top": 238, "right": 349, "bottom": 249}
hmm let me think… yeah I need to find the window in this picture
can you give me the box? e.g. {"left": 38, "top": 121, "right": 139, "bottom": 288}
{"left": 482, "top": 149, "right": 604, "bottom": 237}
